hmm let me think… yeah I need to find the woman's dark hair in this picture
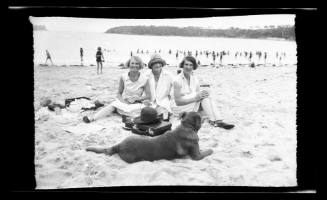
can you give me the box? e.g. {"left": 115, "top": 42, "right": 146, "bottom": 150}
{"left": 179, "top": 56, "right": 198, "bottom": 70}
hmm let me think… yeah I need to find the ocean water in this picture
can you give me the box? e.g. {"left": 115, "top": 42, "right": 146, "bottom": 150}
{"left": 33, "top": 31, "right": 297, "bottom": 66}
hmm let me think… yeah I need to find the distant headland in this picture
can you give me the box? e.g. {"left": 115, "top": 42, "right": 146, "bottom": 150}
{"left": 105, "top": 25, "right": 295, "bottom": 40}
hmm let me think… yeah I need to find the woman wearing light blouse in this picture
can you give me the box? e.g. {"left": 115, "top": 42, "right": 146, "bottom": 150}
{"left": 173, "top": 56, "right": 234, "bottom": 129}
{"left": 83, "top": 56, "right": 151, "bottom": 123}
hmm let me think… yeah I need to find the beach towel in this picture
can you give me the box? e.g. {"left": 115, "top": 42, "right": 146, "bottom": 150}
{"left": 66, "top": 98, "right": 97, "bottom": 113}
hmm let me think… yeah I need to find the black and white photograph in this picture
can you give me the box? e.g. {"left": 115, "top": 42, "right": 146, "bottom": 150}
{"left": 29, "top": 14, "right": 302, "bottom": 189}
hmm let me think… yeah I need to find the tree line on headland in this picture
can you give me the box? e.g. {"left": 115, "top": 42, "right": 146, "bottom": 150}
{"left": 105, "top": 25, "right": 295, "bottom": 40}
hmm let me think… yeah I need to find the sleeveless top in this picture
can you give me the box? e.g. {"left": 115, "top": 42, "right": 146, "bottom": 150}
{"left": 121, "top": 72, "right": 148, "bottom": 100}
{"left": 96, "top": 51, "right": 102, "bottom": 57}
{"left": 110, "top": 71, "right": 147, "bottom": 117}
{"left": 172, "top": 72, "right": 201, "bottom": 113}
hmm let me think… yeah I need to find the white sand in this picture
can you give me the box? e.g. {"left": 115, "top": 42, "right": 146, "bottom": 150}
{"left": 34, "top": 64, "right": 297, "bottom": 189}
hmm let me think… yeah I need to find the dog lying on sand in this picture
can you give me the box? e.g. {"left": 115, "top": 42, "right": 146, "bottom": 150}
{"left": 86, "top": 111, "right": 213, "bottom": 163}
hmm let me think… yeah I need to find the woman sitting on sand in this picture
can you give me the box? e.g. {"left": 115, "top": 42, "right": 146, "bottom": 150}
{"left": 83, "top": 56, "right": 151, "bottom": 123}
{"left": 173, "top": 55, "right": 234, "bottom": 129}
{"left": 146, "top": 54, "right": 174, "bottom": 120}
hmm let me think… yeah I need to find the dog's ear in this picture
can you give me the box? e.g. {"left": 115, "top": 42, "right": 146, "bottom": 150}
{"left": 181, "top": 112, "right": 202, "bottom": 132}
{"left": 194, "top": 114, "right": 202, "bottom": 131}
{"left": 179, "top": 112, "right": 187, "bottom": 120}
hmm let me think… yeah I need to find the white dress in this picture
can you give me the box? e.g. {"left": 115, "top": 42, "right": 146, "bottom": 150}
{"left": 110, "top": 72, "right": 148, "bottom": 117}
{"left": 172, "top": 72, "right": 201, "bottom": 114}
{"left": 147, "top": 69, "right": 174, "bottom": 114}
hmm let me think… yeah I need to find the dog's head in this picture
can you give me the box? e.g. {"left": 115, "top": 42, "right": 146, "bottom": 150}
{"left": 180, "top": 112, "right": 202, "bottom": 132}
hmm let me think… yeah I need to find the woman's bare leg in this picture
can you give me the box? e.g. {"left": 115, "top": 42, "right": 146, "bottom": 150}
{"left": 97, "top": 62, "right": 99, "bottom": 74}
{"left": 91, "top": 104, "right": 116, "bottom": 121}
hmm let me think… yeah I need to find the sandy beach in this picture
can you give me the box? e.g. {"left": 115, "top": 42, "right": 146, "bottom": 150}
{"left": 34, "top": 63, "right": 297, "bottom": 189}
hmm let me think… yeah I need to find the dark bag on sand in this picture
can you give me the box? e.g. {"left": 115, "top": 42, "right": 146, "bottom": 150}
{"left": 131, "top": 121, "right": 172, "bottom": 137}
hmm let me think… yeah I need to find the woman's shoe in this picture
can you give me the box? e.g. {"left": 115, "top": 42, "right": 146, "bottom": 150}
{"left": 215, "top": 120, "right": 235, "bottom": 130}
{"left": 209, "top": 120, "right": 218, "bottom": 127}
{"left": 83, "top": 116, "right": 91, "bottom": 123}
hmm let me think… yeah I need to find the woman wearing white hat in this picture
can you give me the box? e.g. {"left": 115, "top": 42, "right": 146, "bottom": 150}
{"left": 146, "top": 54, "right": 174, "bottom": 120}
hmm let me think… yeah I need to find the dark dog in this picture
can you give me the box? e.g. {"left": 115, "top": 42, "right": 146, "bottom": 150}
{"left": 86, "top": 112, "right": 213, "bottom": 163}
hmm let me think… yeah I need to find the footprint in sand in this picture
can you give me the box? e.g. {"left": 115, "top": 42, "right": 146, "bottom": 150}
{"left": 64, "top": 172, "right": 73, "bottom": 177}
{"left": 97, "top": 171, "right": 106, "bottom": 178}
{"left": 59, "top": 160, "right": 74, "bottom": 169}
{"left": 71, "top": 143, "right": 82, "bottom": 150}
{"left": 261, "top": 143, "right": 275, "bottom": 147}
{"left": 229, "top": 175, "right": 245, "bottom": 184}
{"left": 148, "top": 171, "right": 162, "bottom": 182}
{"left": 212, "top": 158, "right": 224, "bottom": 164}
{"left": 35, "top": 164, "right": 43, "bottom": 168}
{"left": 243, "top": 121, "right": 253, "bottom": 126}
{"left": 275, "top": 122, "right": 284, "bottom": 128}
{"left": 268, "top": 155, "right": 282, "bottom": 162}
{"left": 241, "top": 151, "right": 254, "bottom": 158}
{"left": 85, "top": 176, "right": 93, "bottom": 185}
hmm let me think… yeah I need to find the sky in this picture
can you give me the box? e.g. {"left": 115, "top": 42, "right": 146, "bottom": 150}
{"left": 30, "top": 14, "right": 295, "bottom": 33}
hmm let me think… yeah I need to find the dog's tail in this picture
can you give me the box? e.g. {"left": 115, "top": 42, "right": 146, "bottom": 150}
{"left": 86, "top": 144, "right": 119, "bottom": 156}
{"left": 104, "top": 144, "right": 119, "bottom": 156}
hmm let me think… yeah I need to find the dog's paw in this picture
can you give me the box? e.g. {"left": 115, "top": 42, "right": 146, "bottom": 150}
{"left": 207, "top": 149, "right": 214, "bottom": 155}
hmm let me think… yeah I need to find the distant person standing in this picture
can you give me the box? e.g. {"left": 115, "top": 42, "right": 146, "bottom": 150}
{"left": 96, "top": 47, "right": 104, "bottom": 74}
{"left": 258, "top": 51, "right": 262, "bottom": 61}
{"left": 279, "top": 54, "right": 282, "bottom": 66}
{"left": 45, "top": 50, "right": 53, "bottom": 65}
{"left": 80, "top": 48, "right": 84, "bottom": 65}
{"left": 175, "top": 51, "right": 179, "bottom": 66}
{"left": 264, "top": 52, "right": 267, "bottom": 65}
{"left": 212, "top": 51, "right": 216, "bottom": 67}
{"left": 249, "top": 52, "right": 253, "bottom": 62}
{"left": 219, "top": 52, "right": 223, "bottom": 64}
